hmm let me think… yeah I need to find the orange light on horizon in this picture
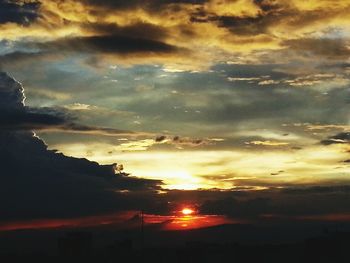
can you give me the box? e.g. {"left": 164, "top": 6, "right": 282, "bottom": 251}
{"left": 0, "top": 212, "right": 236, "bottom": 232}
{"left": 164, "top": 214, "right": 234, "bottom": 231}
{"left": 182, "top": 208, "right": 194, "bottom": 215}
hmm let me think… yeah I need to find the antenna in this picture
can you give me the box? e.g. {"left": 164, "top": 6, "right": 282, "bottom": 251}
{"left": 140, "top": 210, "right": 144, "bottom": 248}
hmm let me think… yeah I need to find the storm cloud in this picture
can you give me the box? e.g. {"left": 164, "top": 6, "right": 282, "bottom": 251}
{"left": 0, "top": 72, "right": 162, "bottom": 222}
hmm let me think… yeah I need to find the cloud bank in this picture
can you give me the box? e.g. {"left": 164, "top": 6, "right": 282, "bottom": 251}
{"left": 0, "top": 72, "right": 162, "bottom": 222}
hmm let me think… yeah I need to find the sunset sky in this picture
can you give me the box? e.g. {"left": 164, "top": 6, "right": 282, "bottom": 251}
{"left": 1, "top": 0, "right": 350, "bottom": 231}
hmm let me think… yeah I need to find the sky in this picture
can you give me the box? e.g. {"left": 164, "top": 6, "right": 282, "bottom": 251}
{"left": 1, "top": 0, "right": 350, "bottom": 231}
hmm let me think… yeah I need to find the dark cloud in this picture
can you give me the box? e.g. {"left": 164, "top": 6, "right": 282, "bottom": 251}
{"left": 201, "top": 15, "right": 271, "bottom": 36}
{"left": 0, "top": 27, "right": 181, "bottom": 68}
{"left": 38, "top": 35, "right": 181, "bottom": 55}
{"left": 190, "top": 1, "right": 282, "bottom": 36}
{"left": 0, "top": 0, "right": 40, "bottom": 25}
{"left": 321, "top": 132, "right": 350, "bottom": 145}
{"left": 173, "top": 135, "right": 203, "bottom": 145}
{"left": 0, "top": 74, "right": 67, "bottom": 128}
{"left": 166, "top": 186, "right": 350, "bottom": 221}
{"left": 0, "top": 72, "right": 142, "bottom": 135}
{"left": 0, "top": 107, "right": 140, "bottom": 135}
{"left": 270, "top": 170, "right": 284, "bottom": 176}
{"left": 0, "top": 132, "right": 163, "bottom": 221}
{"left": 281, "top": 185, "right": 350, "bottom": 195}
{"left": 84, "top": 22, "right": 169, "bottom": 41}
{"left": 153, "top": 135, "right": 205, "bottom": 147}
{"left": 0, "top": 72, "right": 162, "bottom": 221}
{"left": 155, "top": 135, "right": 167, "bottom": 142}
{"left": 198, "top": 185, "right": 350, "bottom": 220}
{"left": 0, "top": 107, "right": 66, "bottom": 130}
{"left": 200, "top": 197, "right": 270, "bottom": 219}
{"left": 79, "top": 0, "right": 207, "bottom": 11}
{"left": 191, "top": 2, "right": 348, "bottom": 39}
{"left": 253, "top": 0, "right": 281, "bottom": 12}
{"left": 0, "top": 71, "right": 25, "bottom": 110}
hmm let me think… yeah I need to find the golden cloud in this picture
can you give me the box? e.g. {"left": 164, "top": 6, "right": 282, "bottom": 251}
{"left": 0, "top": 0, "right": 350, "bottom": 70}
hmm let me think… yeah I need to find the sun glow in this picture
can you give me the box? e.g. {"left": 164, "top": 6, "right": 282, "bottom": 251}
{"left": 50, "top": 146, "right": 350, "bottom": 191}
{"left": 182, "top": 208, "right": 194, "bottom": 215}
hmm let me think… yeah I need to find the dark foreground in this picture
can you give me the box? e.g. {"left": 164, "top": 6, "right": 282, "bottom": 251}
{"left": 1, "top": 224, "right": 350, "bottom": 263}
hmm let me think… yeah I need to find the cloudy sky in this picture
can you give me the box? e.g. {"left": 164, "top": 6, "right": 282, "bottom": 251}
{"left": 1, "top": 0, "right": 350, "bottom": 229}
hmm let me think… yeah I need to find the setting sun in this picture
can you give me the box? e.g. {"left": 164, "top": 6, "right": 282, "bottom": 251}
{"left": 181, "top": 208, "right": 194, "bottom": 216}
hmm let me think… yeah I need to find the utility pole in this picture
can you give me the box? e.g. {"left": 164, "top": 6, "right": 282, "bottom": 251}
{"left": 140, "top": 210, "right": 144, "bottom": 248}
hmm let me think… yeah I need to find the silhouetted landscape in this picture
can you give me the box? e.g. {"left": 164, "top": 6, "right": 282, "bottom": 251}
{"left": 2, "top": 222, "right": 350, "bottom": 263}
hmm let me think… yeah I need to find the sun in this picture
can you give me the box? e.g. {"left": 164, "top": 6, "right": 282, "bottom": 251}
{"left": 181, "top": 208, "right": 194, "bottom": 215}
